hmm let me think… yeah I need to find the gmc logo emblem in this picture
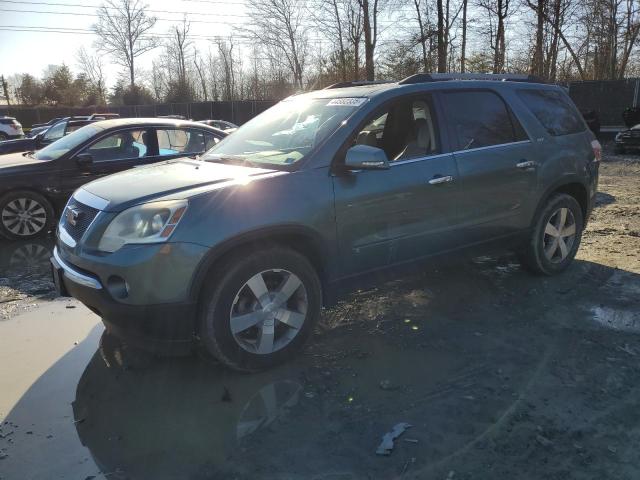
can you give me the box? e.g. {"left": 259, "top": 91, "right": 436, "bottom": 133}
{"left": 65, "top": 207, "right": 82, "bottom": 227}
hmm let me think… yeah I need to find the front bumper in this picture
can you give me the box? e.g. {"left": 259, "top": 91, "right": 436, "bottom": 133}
{"left": 52, "top": 243, "right": 207, "bottom": 355}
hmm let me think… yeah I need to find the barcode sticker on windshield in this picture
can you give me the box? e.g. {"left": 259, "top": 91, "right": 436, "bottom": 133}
{"left": 327, "top": 98, "right": 368, "bottom": 106}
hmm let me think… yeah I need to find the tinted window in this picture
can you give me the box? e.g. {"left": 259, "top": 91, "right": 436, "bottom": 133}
{"left": 444, "top": 91, "right": 523, "bottom": 150}
{"left": 83, "top": 129, "right": 148, "bottom": 162}
{"left": 355, "top": 97, "right": 439, "bottom": 161}
{"left": 517, "top": 89, "right": 585, "bottom": 136}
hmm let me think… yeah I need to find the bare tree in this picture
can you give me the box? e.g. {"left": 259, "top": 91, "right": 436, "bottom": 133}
{"left": 357, "top": 0, "right": 383, "bottom": 79}
{"left": 166, "top": 19, "right": 192, "bottom": 87}
{"left": 245, "top": 0, "right": 308, "bottom": 89}
{"left": 92, "top": 0, "right": 158, "bottom": 87}
{"left": 347, "top": 1, "right": 364, "bottom": 79}
{"left": 478, "top": 0, "right": 511, "bottom": 72}
{"left": 313, "top": 0, "right": 349, "bottom": 81}
{"left": 76, "top": 46, "right": 107, "bottom": 104}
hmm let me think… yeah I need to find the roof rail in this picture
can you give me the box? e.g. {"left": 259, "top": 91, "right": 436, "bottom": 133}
{"left": 398, "top": 73, "right": 545, "bottom": 85}
{"left": 324, "top": 80, "right": 393, "bottom": 89}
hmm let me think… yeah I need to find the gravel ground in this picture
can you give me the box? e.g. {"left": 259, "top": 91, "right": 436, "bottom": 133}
{"left": 0, "top": 147, "right": 639, "bottom": 480}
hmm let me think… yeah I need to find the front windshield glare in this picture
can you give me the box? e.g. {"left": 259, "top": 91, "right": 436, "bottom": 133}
{"left": 35, "top": 125, "right": 101, "bottom": 160}
{"left": 202, "top": 97, "right": 366, "bottom": 166}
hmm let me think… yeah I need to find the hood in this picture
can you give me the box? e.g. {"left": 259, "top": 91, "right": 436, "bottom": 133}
{"left": 81, "top": 158, "right": 285, "bottom": 211}
{"left": 0, "top": 152, "right": 50, "bottom": 173}
{"left": 0, "top": 137, "right": 38, "bottom": 155}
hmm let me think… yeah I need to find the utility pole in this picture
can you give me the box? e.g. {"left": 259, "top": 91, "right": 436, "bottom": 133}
{"left": 1, "top": 75, "right": 10, "bottom": 106}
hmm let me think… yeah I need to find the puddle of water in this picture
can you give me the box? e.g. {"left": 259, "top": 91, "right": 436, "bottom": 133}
{"left": 0, "top": 237, "right": 56, "bottom": 320}
{"left": 591, "top": 306, "right": 640, "bottom": 333}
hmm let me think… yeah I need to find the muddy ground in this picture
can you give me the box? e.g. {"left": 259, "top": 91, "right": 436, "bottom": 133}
{"left": 0, "top": 146, "right": 639, "bottom": 480}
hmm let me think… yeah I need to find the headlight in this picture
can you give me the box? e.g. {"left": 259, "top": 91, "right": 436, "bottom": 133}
{"left": 615, "top": 132, "right": 622, "bottom": 141}
{"left": 98, "top": 200, "right": 188, "bottom": 252}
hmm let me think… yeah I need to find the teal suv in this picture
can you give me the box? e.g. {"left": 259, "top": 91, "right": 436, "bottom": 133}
{"left": 51, "top": 74, "right": 601, "bottom": 371}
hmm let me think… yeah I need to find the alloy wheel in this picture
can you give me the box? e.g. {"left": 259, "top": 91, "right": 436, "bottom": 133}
{"left": 1, "top": 198, "right": 47, "bottom": 237}
{"left": 543, "top": 207, "right": 576, "bottom": 263}
{"left": 230, "top": 269, "right": 308, "bottom": 354}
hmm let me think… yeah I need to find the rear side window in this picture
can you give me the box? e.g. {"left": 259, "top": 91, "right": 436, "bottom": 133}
{"left": 517, "top": 89, "right": 585, "bottom": 136}
{"left": 443, "top": 91, "right": 527, "bottom": 150}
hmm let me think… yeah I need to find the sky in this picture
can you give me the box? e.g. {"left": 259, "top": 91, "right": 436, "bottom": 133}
{"left": 0, "top": 0, "right": 257, "bottom": 86}
{"left": 0, "top": 0, "right": 533, "bottom": 90}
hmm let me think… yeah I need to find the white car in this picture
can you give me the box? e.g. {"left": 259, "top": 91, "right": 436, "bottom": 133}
{"left": 0, "top": 116, "right": 24, "bottom": 141}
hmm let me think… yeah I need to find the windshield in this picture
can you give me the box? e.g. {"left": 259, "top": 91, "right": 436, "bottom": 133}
{"left": 201, "top": 97, "right": 365, "bottom": 167}
{"left": 35, "top": 124, "right": 101, "bottom": 160}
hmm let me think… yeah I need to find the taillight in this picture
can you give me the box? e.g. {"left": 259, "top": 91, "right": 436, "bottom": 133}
{"left": 591, "top": 139, "right": 602, "bottom": 162}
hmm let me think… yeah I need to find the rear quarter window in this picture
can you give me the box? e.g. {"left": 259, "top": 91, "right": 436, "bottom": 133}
{"left": 517, "top": 89, "right": 585, "bottom": 136}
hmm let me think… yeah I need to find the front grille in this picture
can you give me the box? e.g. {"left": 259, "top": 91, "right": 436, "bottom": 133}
{"left": 60, "top": 199, "right": 100, "bottom": 242}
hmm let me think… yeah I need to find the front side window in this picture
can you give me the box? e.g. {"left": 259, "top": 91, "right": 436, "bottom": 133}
{"left": 82, "top": 129, "right": 148, "bottom": 162}
{"left": 443, "top": 91, "right": 525, "bottom": 150}
{"left": 202, "top": 96, "right": 363, "bottom": 167}
{"left": 354, "top": 97, "right": 439, "bottom": 161}
{"left": 517, "top": 88, "right": 585, "bottom": 136}
{"left": 35, "top": 124, "right": 101, "bottom": 160}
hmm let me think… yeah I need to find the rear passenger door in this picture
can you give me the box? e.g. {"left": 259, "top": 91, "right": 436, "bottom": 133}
{"left": 155, "top": 128, "right": 221, "bottom": 158}
{"left": 441, "top": 89, "right": 537, "bottom": 242}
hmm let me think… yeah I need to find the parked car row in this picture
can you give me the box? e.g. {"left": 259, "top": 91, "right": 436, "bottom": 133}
{"left": 0, "top": 118, "right": 226, "bottom": 239}
{"left": 0, "top": 117, "right": 98, "bottom": 155}
{"left": 48, "top": 73, "right": 600, "bottom": 372}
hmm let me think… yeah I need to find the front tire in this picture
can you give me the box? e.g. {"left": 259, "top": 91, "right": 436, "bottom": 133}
{"left": 519, "top": 193, "right": 584, "bottom": 275}
{"left": 0, "top": 190, "right": 54, "bottom": 240}
{"left": 198, "top": 247, "right": 322, "bottom": 372}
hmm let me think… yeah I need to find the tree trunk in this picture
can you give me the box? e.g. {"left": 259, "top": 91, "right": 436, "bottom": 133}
{"left": 461, "top": 0, "right": 467, "bottom": 72}
{"left": 530, "top": 0, "right": 544, "bottom": 77}
{"left": 332, "top": 0, "right": 348, "bottom": 81}
{"left": 437, "top": 0, "right": 446, "bottom": 72}
{"left": 414, "top": 0, "right": 428, "bottom": 70}
{"left": 362, "top": 0, "right": 375, "bottom": 80}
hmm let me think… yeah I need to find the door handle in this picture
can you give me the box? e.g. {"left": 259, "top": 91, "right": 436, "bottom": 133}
{"left": 428, "top": 175, "right": 454, "bottom": 185}
{"left": 516, "top": 160, "right": 537, "bottom": 169}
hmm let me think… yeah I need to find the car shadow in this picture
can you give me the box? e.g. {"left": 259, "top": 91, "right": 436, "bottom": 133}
{"left": 3, "top": 256, "right": 640, "bottom": 479}
{"left": 595, "top": 191, "right": 616, "bottom": 207}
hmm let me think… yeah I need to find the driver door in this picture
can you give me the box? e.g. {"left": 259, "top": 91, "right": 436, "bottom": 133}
{"left": 332, "top": 95, "right": 460, "bottom": 276}
{"left": 58, "top": 128, "right": 156, "bottom": 200}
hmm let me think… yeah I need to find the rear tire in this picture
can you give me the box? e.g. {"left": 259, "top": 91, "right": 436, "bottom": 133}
{"left": 198, "top": 246, "right": 322, "bottom": 372}
{"left": 0, "top": 132, "right": 7, "bottom": 141}
{"left": 519, "top": 193, "right": 584, "bottom": 275}
{"left": 0, "top": 190, "right": 54, "bottom": 240}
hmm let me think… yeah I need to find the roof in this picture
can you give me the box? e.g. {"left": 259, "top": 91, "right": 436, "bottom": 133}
{"left": 90, "top": 117, "right": 222, "bottom": 131}
{"left": 298, "top": 73, "right": 553, "bottom": 101}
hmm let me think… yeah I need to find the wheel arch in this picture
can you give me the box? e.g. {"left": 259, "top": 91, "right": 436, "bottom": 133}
{"left": 533, "top": 177, "right": 589, "bottom": 226}
{"left": 188, "top": 225, "right": 330, "bottom": 306}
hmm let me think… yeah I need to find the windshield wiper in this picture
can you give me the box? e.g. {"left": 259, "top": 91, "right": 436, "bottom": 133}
{"left": 205, "top": 155, "right": 261, "bottom": 168}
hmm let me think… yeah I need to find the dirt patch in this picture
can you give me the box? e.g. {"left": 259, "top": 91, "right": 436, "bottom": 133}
{"left": 1, "top": 147, "right": 640, "bottom": 479}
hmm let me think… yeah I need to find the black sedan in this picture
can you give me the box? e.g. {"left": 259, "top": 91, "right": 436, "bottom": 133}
{"left": 0, "top": 118, "right": 226, "bottom": 240}
{"left": 614, "top": 124, "right": 640, "bottom": 154}
{"left": 1, "top": 117, "right": 97, "bottom": 155}
{"left": 27, "top": 116, "right": 65, "bottom": 137}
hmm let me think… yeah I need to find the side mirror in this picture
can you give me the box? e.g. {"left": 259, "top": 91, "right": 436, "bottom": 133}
{"left": 344, "top": 144, "right": 390, "bottom": 171}
{"left": 76, "top": 152, "right": 94, "bottom": 166}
